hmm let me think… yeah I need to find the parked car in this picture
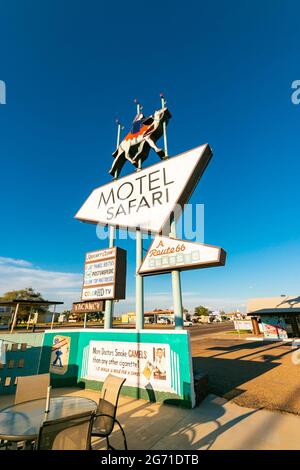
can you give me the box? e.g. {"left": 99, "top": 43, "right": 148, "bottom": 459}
{"left": 157, "top": 317, "right": 169, "bottom": 325}
{"left": 183, "top": 320, "right": 193, "bottom": 327}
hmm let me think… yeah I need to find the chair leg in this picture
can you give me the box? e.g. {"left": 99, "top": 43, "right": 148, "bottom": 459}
{"left": 114, "top": 418, "right": 128, "bottom": 450}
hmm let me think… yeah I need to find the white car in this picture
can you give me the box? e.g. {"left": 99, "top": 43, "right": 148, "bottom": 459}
{"left": 157, "top": 318, "right": 169, "bottom": 325}
{"left": 183, "top": 320, "right": 193, "bottom": 327}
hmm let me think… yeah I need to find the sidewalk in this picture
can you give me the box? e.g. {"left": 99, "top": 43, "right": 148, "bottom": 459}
{"left": 2, "top": 387, "right": 299, "bottom": 450}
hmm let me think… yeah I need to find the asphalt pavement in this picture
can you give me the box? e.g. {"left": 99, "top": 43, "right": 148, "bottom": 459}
{"left": 192, "top": 336, "right": 300, "bottom": 415}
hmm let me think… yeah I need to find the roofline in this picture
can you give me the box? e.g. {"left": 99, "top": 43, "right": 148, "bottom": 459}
{"left": 0, "top": 300, "right": 64, "bottom": 306}
{"left": 249, "top": 309, "right": 300, "bottom": 315}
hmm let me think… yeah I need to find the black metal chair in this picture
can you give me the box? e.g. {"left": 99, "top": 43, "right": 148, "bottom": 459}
{"left": 91, "top": 374, "right": 127, "bottom": 450}
{"left": 35, "top": 410, "right": 95, "bottom": 450}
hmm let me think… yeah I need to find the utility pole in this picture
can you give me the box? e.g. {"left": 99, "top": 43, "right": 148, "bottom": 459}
{"left": 160, "top": 93, "right": 184, "bottom": 329}
{"left": 104, "top": 119, "right": 122, "bottom": 329}
{"left": 134, "top": 99, "right": 145, "bottom": 330}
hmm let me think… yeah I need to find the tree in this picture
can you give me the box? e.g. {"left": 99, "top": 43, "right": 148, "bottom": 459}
{"left": 220, "top": 310, "right": 228, "bottom": 320}
{"left": 0, "top": 288, "right": 47, "bottom": 320}
{"left": 194, "top": 305, "right": 211, "bottom": 317}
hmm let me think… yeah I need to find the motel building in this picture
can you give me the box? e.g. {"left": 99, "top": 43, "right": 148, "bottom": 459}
{"left": 248, "top": 296, "right": 300, "bottom": 341}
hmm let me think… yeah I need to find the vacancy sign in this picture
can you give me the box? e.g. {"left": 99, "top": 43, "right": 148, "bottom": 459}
{"left": 139, "top": 236, "right": 226, "bottom": 276}
{"left": 75, "top": 144, "right": 212, "bottom": 233}
{"left": 82, "top": 247, "right": 126, "bottom": 301}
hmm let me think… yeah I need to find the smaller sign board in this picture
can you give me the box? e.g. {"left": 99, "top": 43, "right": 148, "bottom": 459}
{"left": 261, "top": 316, "right": 288, "bottom": 340}
{"left": 139, "top": 236, "right": 226, "bottom": 276}
{"left": 72, "top": 300, "right": 105, "bottom": 314}
{"left": 234, "top": 320, "right": 252, "bottom": 331}
{"left": 82, "top": 247, "right": 126, "bottom": 301}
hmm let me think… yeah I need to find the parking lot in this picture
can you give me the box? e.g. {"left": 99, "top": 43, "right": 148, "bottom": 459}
{"left": 192, "top": 336, "right": 300, "bottom": 415}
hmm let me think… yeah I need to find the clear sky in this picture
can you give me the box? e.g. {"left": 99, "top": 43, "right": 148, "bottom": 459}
{"left": 0, "top": 0, "right": 300, "bottom": 313}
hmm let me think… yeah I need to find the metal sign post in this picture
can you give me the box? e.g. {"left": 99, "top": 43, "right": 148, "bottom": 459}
{"left": 170, "top": 217, "right": 184, "bottom": 329}
{"left": 161, "top": 94, "right": 183, "bottom": 329}
{"left": 104, "top": 119, "right": 122, "bottom": 329}
{"left": 135, "top": 100, "right": 145, "bottom": 330}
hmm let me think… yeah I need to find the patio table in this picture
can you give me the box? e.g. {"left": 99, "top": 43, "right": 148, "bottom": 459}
{"left": 0, "top": 396, "right": 97, "bottom": 442}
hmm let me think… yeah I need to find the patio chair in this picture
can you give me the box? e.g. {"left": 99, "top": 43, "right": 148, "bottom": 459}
{"left": 91, "top": 374, "right": 127, "bottom": 450}
{"left": 35, "top": 410, "right": 95, "bottom": 450}
{"left": 15, "top": 373, "right": 50, "bottom": 405}
{"left": 0, "top": 373, "right": 51, "bottom": 451}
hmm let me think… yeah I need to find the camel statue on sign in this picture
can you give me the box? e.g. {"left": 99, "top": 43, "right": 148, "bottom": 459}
{"left": 109, "top": 107, "right": 171, "bottom": 176}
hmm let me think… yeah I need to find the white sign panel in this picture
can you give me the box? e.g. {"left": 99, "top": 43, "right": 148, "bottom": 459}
{"left": 139, "top": 235, "right": 226, "bottom": 275}
{"left": 81, "top": 247, "right": 126, "bottom": 301}
{"left": 75, "top": 144, "right": 212, "bottom": 233}
{"left": 234, "top": 320, "right": 263, "bottom": 332}
{"left": 86, "top": 340, "right": 173, "bottom": 392}
{"left": 234, "top": 320, "right": 253, "bottom": 331}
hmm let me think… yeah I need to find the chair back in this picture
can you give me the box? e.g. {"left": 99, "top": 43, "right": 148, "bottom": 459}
{"left": 94, "top": 374, "right": 125, "bottom": 435}
{"left": 15, "top": 373, "right": 50, "bottom": 405}
{"left": 36, "top": 411, "right": 95, "bottom": 450}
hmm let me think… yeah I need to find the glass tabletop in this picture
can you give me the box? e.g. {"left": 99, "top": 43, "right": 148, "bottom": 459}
{"left": 0, "top": 396, "right": 97, "bottom": 441}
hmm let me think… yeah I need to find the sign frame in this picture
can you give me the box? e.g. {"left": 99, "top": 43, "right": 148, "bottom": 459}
{"left": 81, "top": 246, "right": 126, "bottom": 301}
{"left": 75, "top": 144, "right": 212, "bottom": 234}
{"left": 138, "top": 235, "right": 226, "bottom": 276}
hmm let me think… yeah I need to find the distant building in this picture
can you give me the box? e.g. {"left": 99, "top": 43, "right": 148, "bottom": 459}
{"left": 121, "top": 308, "right": 190, "bottom": 325}
{"left": 248, "top": 296, "right": 300, "bottom": 340}
{"left": 121, "top": 312, "right": 136, "bottom": 324}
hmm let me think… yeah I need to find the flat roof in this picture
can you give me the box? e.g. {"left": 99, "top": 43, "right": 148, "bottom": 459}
{"left": 0, "top": 300, "right": 64, "bottom": 307}
{"left": 249, "top": 309, "right": 300, "bottom": 316}
{"left": 247, "top": 296, "right": 300, "bottom": 315}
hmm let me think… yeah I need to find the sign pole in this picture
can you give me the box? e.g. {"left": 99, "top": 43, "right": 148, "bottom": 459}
{"left": 160, "top": 93, "right": 169, "bottom": 159}
{"left": 160, "top": 93, "right": 183, "bottom": 329}
{"left": 50, "top": 305, "right": 56, "bottom": 330}
{"left": 135, "top": 99, "right": 144, "bottom": 330}
{"left": 104, "top": 119, "right": 122, "bottom": 329}
{"left": 170, "top": 217, "right": 184, "bottom": 329}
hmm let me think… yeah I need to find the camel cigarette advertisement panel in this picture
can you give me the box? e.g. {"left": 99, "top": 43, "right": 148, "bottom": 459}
{"left": 87, "top": 340, "right": 172, "bottom": 392}
{"left": 139, "top": 235, "right": 226, "bottom": 276}
{"left": 81, "top": 247, "right": 126, "bottom": 301}
{"left": 40, "top": 329, "right": 196, "bottom": 407}
{"left": 75, "top": 144, "right": 212, "bottom": 233}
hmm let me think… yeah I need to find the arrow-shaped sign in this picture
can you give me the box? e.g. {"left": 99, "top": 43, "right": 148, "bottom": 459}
{"left": 75, "top": 144, "right": 212, "bottom": 233}
{"left": 139, "top": 235, "right": 226, "bottom": 276}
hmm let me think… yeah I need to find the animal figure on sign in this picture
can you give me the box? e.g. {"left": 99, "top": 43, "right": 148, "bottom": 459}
{"left": 109, "top": 107, "right": 171, "bottom": 176}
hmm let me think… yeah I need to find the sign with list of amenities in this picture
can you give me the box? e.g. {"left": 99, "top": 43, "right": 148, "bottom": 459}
{"left": 81, "top": 247, "right": 126, "bottom": 301}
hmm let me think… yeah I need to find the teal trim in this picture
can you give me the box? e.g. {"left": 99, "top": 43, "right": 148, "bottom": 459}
{"left": 40, "top": 330, "right": 194, "bottom": 407}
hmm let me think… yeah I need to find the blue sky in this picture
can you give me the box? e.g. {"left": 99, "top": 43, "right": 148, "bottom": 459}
{"left": 0, "top": 0, "right": 300, "bottom": 313}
